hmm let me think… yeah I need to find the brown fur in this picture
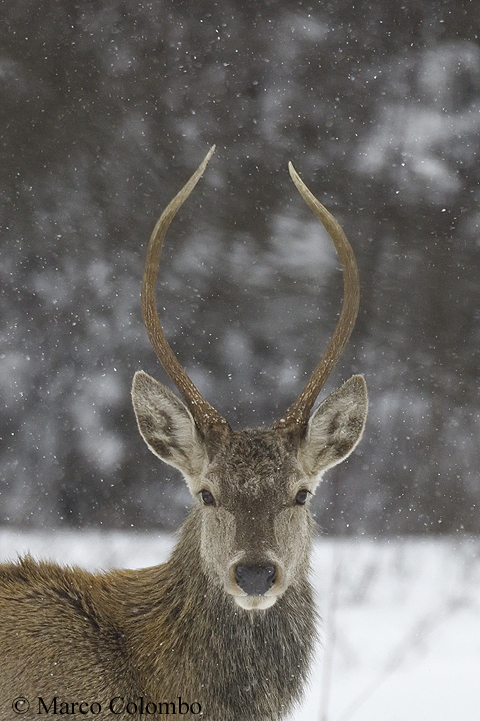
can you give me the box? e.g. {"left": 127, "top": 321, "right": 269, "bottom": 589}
{"left": 0, "top": 154, "right": 368, "bottom": 719}
{"left": 0, "top": 515, "right": 315, "bottom": 719}
{"left": 0, "top": 376, "right": 366, "bottom": 720}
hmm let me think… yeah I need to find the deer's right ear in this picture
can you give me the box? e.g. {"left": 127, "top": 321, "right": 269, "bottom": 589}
{"left": 131, "top": 370, "right": 208, "bottom": 480}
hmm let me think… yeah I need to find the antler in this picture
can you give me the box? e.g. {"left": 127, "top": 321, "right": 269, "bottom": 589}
{"left": 143, "top": 149, "right": 359, "bottom": 434}
{"left": 141, "top": 146, "right": 230, "bottom": 434}
{"left": 274, "top": 163, "right": 360, "bottom": 429}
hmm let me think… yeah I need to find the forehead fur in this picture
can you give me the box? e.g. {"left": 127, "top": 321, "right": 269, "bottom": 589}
{"left": 207, "top": 427, "right": 300, "bottom": 497}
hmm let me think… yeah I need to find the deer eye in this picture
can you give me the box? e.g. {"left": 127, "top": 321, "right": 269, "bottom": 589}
{"left": 295, "top": 489, "right": 310, "bottom": 506}
{"left": 200, "top": 489, "right": 215, "bottom": 506}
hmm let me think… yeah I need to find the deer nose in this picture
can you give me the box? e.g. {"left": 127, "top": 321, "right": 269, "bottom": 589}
{"left": 235, "top": 564, "right": 276, "bottom": 595}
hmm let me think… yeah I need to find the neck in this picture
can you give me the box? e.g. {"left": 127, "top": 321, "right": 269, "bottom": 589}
{"left": 116, "top": 511, "right": 317, "bottom": 721}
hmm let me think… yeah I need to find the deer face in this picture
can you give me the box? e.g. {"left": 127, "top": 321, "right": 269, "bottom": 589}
{"left": 132, "top": 148, "right": 368, "bottom": 610}
{"left": 195, "top": 428, "right": 312, "bottom": 610}
{"left": 132, "top": 371, "right": 367, "bottom": 610}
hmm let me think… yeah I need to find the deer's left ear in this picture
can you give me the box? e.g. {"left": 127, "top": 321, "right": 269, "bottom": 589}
{"left": 299, "top": 375, "right": 367, "bottom": 480}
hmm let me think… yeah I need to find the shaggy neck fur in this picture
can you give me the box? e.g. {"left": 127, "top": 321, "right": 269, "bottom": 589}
{"left": 116, "top": 511, "right": 317, "bottom": 721}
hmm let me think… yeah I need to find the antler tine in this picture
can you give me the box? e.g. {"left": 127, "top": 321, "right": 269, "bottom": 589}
{"left": 142, "top": 146, "right": 229, "bottom": 434}
{"left": 274, "top": 163, "right": 360, "bottom": 429}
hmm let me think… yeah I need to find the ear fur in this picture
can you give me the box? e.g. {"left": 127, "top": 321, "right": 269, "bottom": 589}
{"left": 131, "top": 370, "right": 207, "bottom": 480}
{"left": 299, "top": 374, "right": 367, "bottom": 480}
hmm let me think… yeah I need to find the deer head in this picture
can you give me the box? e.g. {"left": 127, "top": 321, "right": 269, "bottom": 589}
{"left": 132, "top": 147, "right": 367, "bottom": 611}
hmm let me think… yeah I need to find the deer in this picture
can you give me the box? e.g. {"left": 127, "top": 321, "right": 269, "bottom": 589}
{"left": 0, "top": 146, "right": 367, "bottom": 720}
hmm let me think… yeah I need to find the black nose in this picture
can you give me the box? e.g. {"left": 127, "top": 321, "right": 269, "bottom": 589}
{"left": 235, "top": 564, "right": 276, "bottom": 595}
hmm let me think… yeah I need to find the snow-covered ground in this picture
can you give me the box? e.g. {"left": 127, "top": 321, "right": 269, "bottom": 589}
{"left": 1, "top": 530, "right": 478, "bottom": 721}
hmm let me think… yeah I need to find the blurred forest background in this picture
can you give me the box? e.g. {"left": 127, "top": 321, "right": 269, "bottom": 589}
{"left": 1, "top": 0, "right": 479, "bottom": 535}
